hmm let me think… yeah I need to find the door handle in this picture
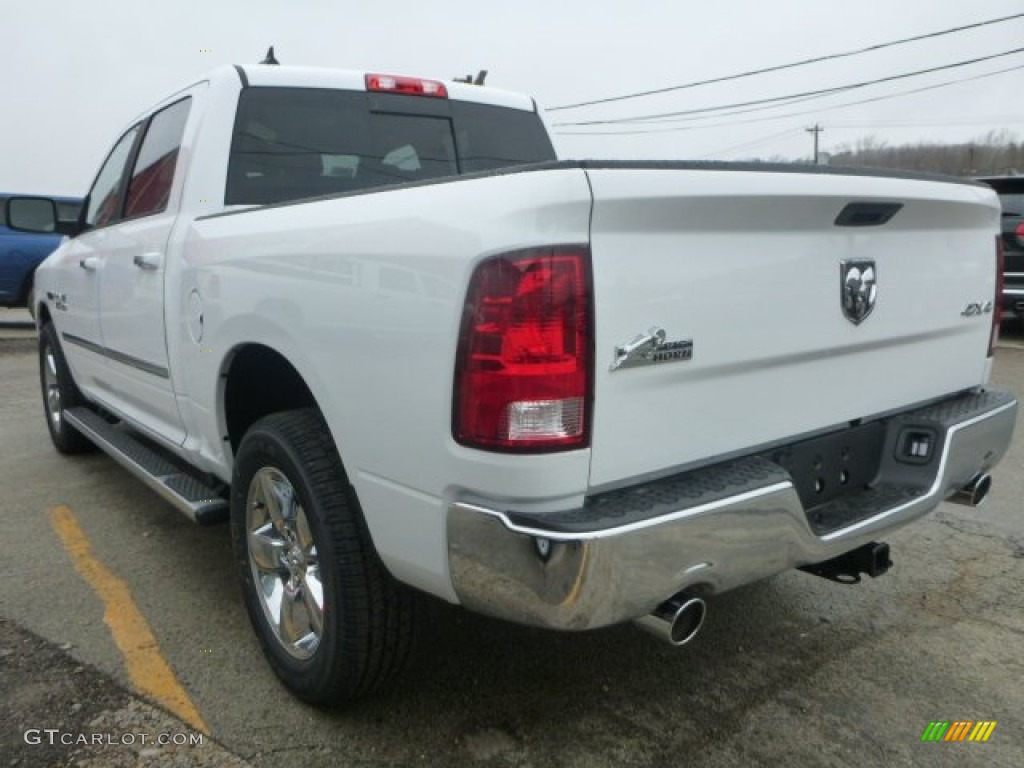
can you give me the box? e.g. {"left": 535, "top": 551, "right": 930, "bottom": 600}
{"left": 79, "top": 256, "right": 101, "bottom": 271}
{"left": 133, "top": 252, "right": 163, "bottom": 271}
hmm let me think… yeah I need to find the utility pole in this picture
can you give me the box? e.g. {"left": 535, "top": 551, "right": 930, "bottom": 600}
{"left": 806, "top": 124, "right": 824, "bottom": 164}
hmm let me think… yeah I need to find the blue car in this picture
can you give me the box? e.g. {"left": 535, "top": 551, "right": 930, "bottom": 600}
{"left": 1, "top": 193, "right": 82, "bottom": 312}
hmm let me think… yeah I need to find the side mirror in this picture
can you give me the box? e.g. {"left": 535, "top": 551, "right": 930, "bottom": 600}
{"left": 6, "top": 197, "right": 59, "bottom": 234}
{"left": 5, "top": 196, "right": 81, "bottom": 236}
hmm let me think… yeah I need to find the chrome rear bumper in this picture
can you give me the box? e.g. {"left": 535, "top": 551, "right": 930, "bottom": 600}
{"left": 447, "top": 389, "right": 1017, "bottom": 630}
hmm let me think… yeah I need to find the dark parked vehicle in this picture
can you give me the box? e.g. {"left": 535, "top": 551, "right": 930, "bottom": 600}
{"left": 977, "top": 176, "right": 1024, "bottom": 330}
{"left": 0, "top": 194, "right": 82, "bottom": 312}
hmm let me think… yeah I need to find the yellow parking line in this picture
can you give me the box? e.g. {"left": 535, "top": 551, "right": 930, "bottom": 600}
{"left": 559, "top": 544, "right": 589, "bottom": 607}
{"left": 49, "top": 505, "right": 209, "bottom": 734}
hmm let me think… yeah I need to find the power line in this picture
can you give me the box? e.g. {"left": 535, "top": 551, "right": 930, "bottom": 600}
{"left": 553, "top": 62, "right": 1024, "bottom": 136}
{"left": 700, "top": 116, "right": 1024, "bottom": 162}
{"left": 828, "top": 116, "right": 1024, "bottom": 128}
{"left": 699, "top": 128, "right": 801, "bottom": 159}
{"left": 556, "top": 62, "right": 1024, "bottom": 134}
{"left": 577, "top": 90, "right": 837, "bottom": 129}
{"left": 554, "top": 48, "right": 1024, "bottom": 126}
{"left": 547, "top": 12, "right": 1024, "bottom": 111}
{"left": 551, "top": 47, "right": 1024, "bottom": 127}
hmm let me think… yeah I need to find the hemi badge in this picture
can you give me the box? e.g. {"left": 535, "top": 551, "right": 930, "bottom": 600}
{"left": 611, "top": 327, "right": 693, "bottom": 372}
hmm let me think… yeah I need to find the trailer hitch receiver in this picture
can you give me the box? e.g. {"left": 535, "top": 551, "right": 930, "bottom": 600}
{"left": 799, "top": 541, "right": 892, "bottom": 584}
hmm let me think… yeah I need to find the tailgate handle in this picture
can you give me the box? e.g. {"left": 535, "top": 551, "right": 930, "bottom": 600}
{"left": 834, "top": 202, "right": 903, "bottom": 227}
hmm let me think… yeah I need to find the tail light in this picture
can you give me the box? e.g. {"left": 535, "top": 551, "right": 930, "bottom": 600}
{"left": 989, "top": 234, "right": 1003, "bottom": 357}
{"left": 365, "top": 73, "right": 447, "bottom": 98}
{"left": 454, "top": 247, "right": 592, "bottom": 452}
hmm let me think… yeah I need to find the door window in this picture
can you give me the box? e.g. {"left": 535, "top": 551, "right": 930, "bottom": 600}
{"left": 124, "top": 98, "right": 192, "bottom": 219}
{"left": 85, "top": 125, "right": 142, "bottom": 228}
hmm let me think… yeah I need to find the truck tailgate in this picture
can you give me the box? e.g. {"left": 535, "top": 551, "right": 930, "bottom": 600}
{"left": 585, "top": 165, "right": 1000, "bottom": 488}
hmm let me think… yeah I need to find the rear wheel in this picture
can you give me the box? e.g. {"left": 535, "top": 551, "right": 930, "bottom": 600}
{"left": 231, "top": 409, "right": 416, "bottom": 705}
{"left": 38, "top": 322, "right": 94, "bottom": 454}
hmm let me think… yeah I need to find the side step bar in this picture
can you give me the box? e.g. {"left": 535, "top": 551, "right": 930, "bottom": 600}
{"left": 64, "top": 407, "right": 228, "bottom": 524}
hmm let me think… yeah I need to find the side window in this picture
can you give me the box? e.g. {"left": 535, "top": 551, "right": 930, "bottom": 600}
{"left": 124, "top": 98, "right": 192, "bottom": 219}
{"left": 85, "top": 125, "right": 141, "bottom": 228}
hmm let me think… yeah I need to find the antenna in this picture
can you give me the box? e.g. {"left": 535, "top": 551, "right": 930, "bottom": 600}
{"left": 260, "top": 46, "right": 280, "bottom": 65}
{"left": 454, "top": 69, "right": 488, "bottom": 85}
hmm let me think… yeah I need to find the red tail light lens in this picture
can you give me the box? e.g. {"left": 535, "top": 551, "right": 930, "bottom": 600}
{"left": 365, "top": 73, "right": 448, "bottom": 98}
{"left": 990, "top": 234, "right": 1003, "bottom": 357}
{"left": 454, "top": 247, "right": 592, "bottom": 452}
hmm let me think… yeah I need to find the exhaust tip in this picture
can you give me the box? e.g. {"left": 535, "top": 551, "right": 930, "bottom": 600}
{"left": 950, "top": 473, "right": 992, "bottom": 507}
{"left": 635, "top": 593, "right": 707, "bottom": 647}
{"left": 667, "top": 597, "right": 706, "bottom": 646}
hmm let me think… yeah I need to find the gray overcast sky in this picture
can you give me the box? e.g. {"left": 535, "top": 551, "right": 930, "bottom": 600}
{"left": 3, "top": 0, "right": 1022, "bottom": 196}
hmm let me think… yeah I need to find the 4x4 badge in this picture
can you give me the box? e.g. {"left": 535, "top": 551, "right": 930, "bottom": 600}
{"left": 841, "top": 259, "right": 877, "bottom": 325}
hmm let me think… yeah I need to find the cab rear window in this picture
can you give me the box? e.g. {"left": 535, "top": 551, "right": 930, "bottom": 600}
{"left": 225, "top": 87, "right": 555, "bottom": 206}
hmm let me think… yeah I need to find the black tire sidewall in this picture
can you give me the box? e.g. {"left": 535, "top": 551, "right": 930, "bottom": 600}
{"left": 38, "top": 322, "right": 90, "bottom": 453}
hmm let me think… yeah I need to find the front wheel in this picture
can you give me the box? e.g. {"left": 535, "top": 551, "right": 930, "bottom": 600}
{"left": 38, "top": 322, "right": 94, "bottom": 454}
{"left": 231, "top": 409, "right": 416, "bottom": 705}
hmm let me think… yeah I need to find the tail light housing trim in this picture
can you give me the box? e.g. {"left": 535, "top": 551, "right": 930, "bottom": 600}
{"left": 990, "top": 234, "right": 1003, "bottom": 357}
{"left": 454, "top": 246, "right": 593, "bottom": 452}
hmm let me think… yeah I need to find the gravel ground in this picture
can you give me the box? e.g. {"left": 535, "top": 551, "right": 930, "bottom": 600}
{"left": 0, "top": 618, "right": 250, "bottom": 767}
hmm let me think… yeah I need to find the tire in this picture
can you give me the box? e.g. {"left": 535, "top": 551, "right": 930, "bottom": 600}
{"left": 38, "top": 322, "right": 95, "bottom": 454}
{"left": 231, "top": 409, "right": 417, "bottom": 705}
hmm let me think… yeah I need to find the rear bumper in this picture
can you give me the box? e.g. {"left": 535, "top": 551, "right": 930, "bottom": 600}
{"left": 447, "top": 389, "right": 1017, "bottom": 630}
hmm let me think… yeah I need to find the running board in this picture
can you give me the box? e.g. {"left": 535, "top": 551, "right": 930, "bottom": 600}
{"left": 64, "top": 407, "right": 229, "bottom": 524}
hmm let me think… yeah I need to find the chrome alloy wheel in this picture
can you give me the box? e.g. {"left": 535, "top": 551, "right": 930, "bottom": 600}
{"left": 246, "top": 467, "right": 324, "bottom": 660}
{"left": 43, "top": 348, "right": 62, "bottom": 428}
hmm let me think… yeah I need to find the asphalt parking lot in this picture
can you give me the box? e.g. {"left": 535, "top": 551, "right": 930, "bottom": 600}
{"left": 1, "top": 307, "right": 1022, "bottom": 767}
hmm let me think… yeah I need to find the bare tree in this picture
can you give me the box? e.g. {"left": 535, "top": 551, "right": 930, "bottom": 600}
{"left": 828, "top": 132, "right": 1023, "bottom": 176}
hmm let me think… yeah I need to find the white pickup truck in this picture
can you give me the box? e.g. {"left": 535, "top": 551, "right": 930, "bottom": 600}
{"left": 10, "top": 64, "right": 1017, "bottom": 705}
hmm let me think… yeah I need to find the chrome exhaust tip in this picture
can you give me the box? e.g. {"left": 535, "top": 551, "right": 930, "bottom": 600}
{"left": 950, "top": 473, "right": 992, "bottom": 507}
{"left": 634, "top": 593, "right": 706, "bottom": 647}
